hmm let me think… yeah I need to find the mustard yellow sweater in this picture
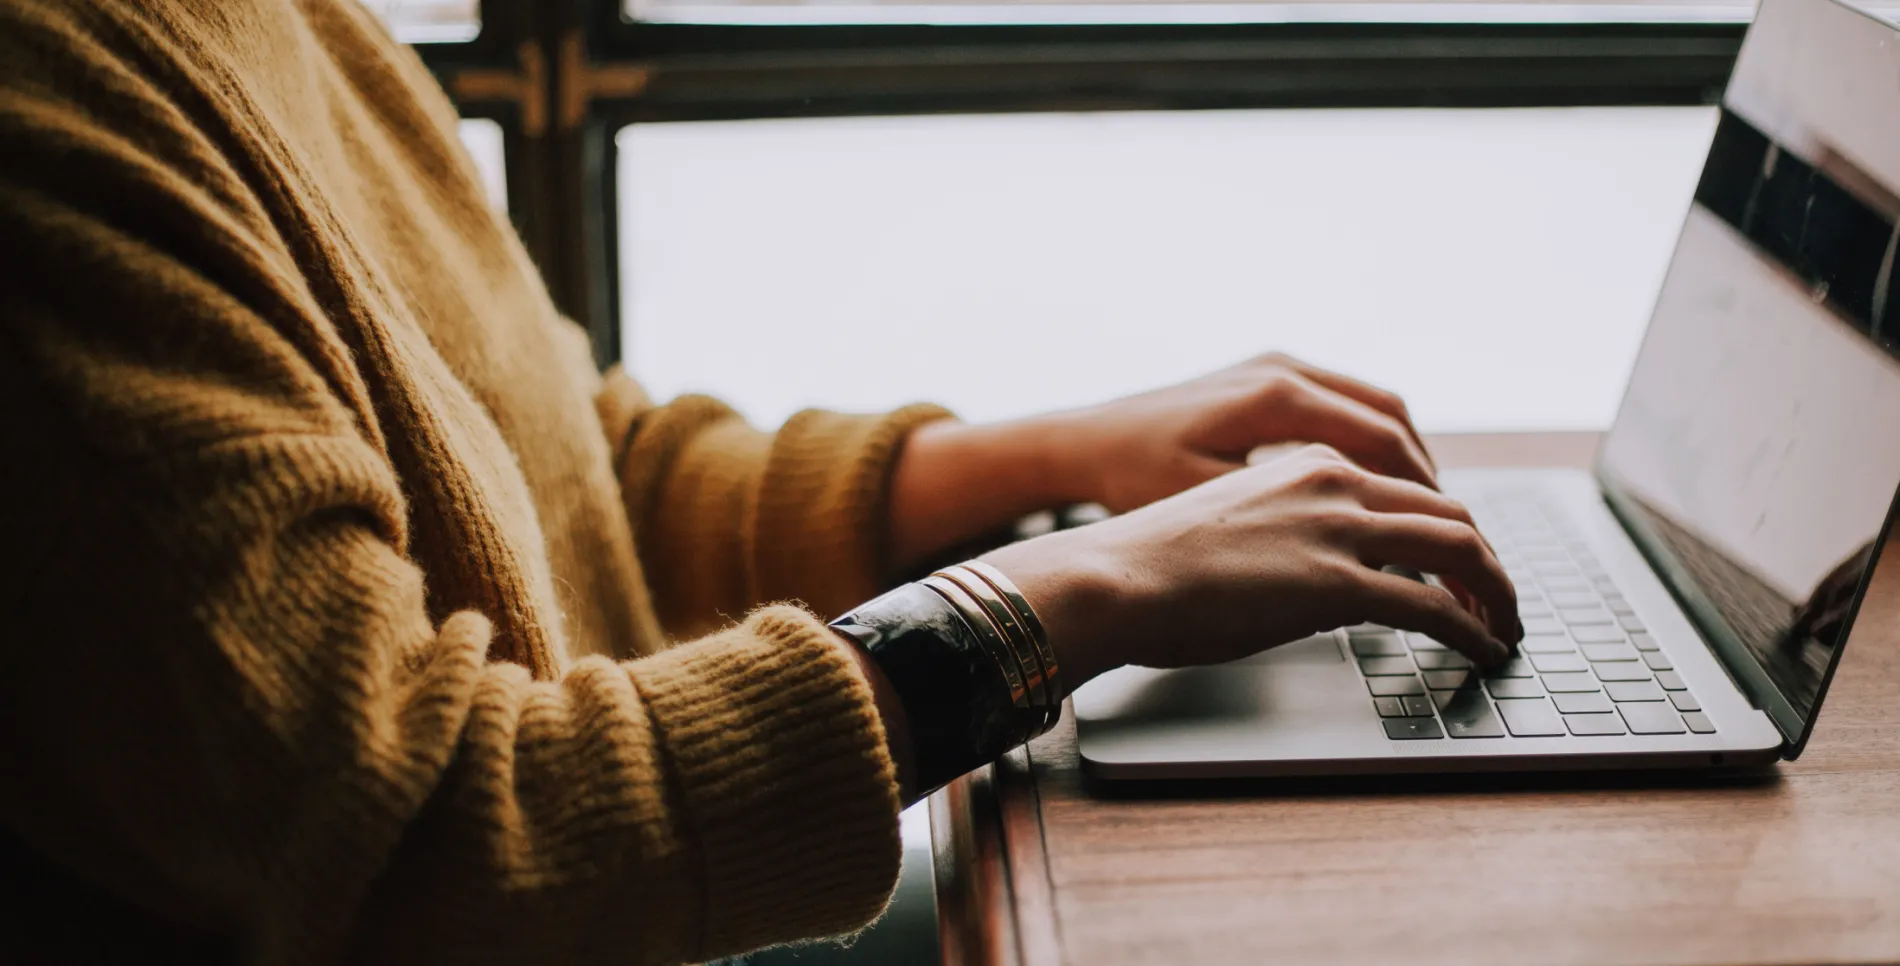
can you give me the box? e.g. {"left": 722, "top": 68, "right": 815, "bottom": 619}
{"left": 0, "top": 1, "right": 949, "bottom": 962}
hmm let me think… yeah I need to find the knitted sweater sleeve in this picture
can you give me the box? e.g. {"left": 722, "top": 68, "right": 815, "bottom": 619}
{"left": 597, "top": 373, "right": 952, "bottom": 638}
{"left": 0, "top": 6, "right": 902, "bottom": 964}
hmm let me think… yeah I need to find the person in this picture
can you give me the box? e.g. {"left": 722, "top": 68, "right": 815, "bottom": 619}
{"left": 0, "top": 0, "right": 1521, "bottom": 962}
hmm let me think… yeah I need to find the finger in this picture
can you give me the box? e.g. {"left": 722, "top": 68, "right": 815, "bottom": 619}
{"left": 1340, "top": 473, "right": 1517, "bottom": 624}
{"left": 1353, "top": 568, "right": 1511, "bottom": 665}
{"left": 1245, "top": 441, "right": 1307, "bottom": 466}
{"left": 1269, "top": 380, "right": 1437, "bottom": 488}
{"left": 1356, "top": 514, "right": 1521, "bottom": 645}
{"left": 1338, "top": 470, "right": 1508, "bottom": 566}
{"left": 1339, "top": 470, "right": 1476, "bottom": 529}
{"left": 1277, "top": 358, "right": 1433, "bottom": 470}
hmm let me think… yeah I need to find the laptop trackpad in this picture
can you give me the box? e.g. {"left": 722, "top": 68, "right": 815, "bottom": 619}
{"left": 1074, "top": 632, "right": 1378, "bottom": 762}
{"left": 1229, "top": 632, "right": 1346, "bottom": 666}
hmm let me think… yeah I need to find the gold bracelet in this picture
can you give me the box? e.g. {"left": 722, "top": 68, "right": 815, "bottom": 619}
{"left": 960, "top": 560, "right": 1061, "bottom": 707}
{"left": 919, "top": 574, "right": 1032, "bottom": 717}
{"left": 935, "top": 567, "right": 1054, "bottom": 734}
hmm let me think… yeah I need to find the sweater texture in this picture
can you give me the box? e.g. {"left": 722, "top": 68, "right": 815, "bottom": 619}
{"left": 0, "top": 1, "right": 950, "bottom": 962}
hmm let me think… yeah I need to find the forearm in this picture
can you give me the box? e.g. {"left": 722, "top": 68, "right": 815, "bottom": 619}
{"left": 887, "top": 416, "right": 1092, "bottom": 574}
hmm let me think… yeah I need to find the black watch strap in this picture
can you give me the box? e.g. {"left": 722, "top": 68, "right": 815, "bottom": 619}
{"left": 830, "top": 582, "right": 1037, "bottom": 796}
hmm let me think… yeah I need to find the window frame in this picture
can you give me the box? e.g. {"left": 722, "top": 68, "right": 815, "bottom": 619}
{"left": 422, "top": 0, "right": 1748, "bottom": 367}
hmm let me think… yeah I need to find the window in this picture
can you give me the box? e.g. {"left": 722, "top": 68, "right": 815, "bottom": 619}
{"left": 391, "top": 0, "right": 1891, "bottom": 415}
{"left": 627, "top": 0, "right": 1769, "bottom": 26}
{"left": 363, "top": 0, "right": 480, "bottom": 43}
{"left": 617, "top": 106, "right": 1717, "bottom": 431}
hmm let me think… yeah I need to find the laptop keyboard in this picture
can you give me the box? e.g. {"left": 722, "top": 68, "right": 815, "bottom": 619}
{"left": 1356, "top": 490, "right": 1717, "bottom": 740}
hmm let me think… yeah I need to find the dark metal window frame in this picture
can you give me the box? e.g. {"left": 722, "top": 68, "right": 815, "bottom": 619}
{"left": 418, "top": 0, "right": 1745, "bottom": 367}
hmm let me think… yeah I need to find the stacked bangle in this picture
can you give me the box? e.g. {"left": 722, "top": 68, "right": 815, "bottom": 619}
{"left": 829, "top": 561, "right": 1060, "bottom": 796}
{"left": 921, "top": 562, "right": 1063, "bottom": 737}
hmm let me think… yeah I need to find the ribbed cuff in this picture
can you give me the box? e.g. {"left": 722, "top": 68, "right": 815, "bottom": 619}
{"left": 753, "top": 404, "right": 955, "bottom": 617}
{"left": 626, "top": 604, "right": 903, "bottom": 959}
{"left": 594, "top": 367, "right": 650, "bottom": 462}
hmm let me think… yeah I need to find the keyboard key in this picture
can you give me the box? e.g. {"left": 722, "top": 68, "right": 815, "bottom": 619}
{"left": 1669, "top": 692, "right": 1700, "bottom": 712}
{"left": 1531, "top": 561, "right": 1580, "bottom": 577}
{"left": 1437, "top": 689, "right": 1505, "bottom": 738}
{"left": 1553, "top": 691, "right": 1614, "bottom": 714}
{"left": 1565, "top": 712, "right": 1629, "bottom": 736}
{"left": 1605, "top": 597, "right": 1635, "bottom": 615}
{"left": 1592, "top": 662, "right": 1653, "bottom": 682}
{"left": 1683, "top": 711, "right": 1716, "bottom": 734}
{"left": 1484, "top": 658, "right": 1535, "bottom": 679}
{"left": 1542, "top": 575, "right": 1592, "bottom": 592}
{"left": 1351, "top": 633, "right": 1408, "bottom": 657}
{"left": 1630, "top": 632, "right": 1660, "bottom": 651}
{"left": 1542, "top": 672, "right": 1601, "bottom": 692}
{"left": 1485, "top": 677, "right": 1545, "bottom": 699}
{"left": 1424, "top": 670, "right": 1478, "bottom": 690}
{"left": 1374, "top": 696, "right": 1406, "bottom": 717}
{"left": 1569, "top": 625, "right": 1627, "bottom": 644}
{"left": 1360, "top": 656, "right": 1417, "bottom": 676}
{"left": 1496, "top": 698, "right": 1566, "bottom": 737}
{"left": 1581, "top": 643, "right": 1639, "bottom": 663}
{"left": 1384, "top": 717, "right": 1445, "bottom": 739}
{"left": 1414, "top": 651, "right": 1471, "bottom": 670}
{"left": 1619, "top": 615, "right": 1647, "bottom": 632}
{"left": 1642, "top": 652, "right": 1673, "bottom": 671}
{"left": 1446, "top": 713, "right": 1506, "bottom": 738}
{"left": 1521, "top": 618, "right": 1564, "bottom": 636}
{"left": 1521, "top": 637, "right": 1578, "bottom": 654}
{"left": 1560, "top": 608, "right": 1615, "bottom": 626}
{"left": 1369, "top": 676, "right": 1426, "bottom": 697}
{"left": 1524, "top": 546, "right": 1570, "bottom": 562}
{"left": 1655, "top": 671, "right": 1688, "bottom": 691}
{"left": 1606, "top": 680, "right": 1666, "bottom": 702}
{"left": 1516, "top": 601, "right": 1554, "bottom": 619}
{"left": 1401, "top": 694, "right": 1436, "bottom": 716}
{"left": 1620, "top": 703, "right": 1687, "bottom": 734}
{"left": 1549, "top": 591, "right": 1599, "bottom": 608}
{"left": 1530, "top": 653, "right": 1588, "bottom": 673}
{"left": 1405, "top": 633, "right": 1449, "bottom": 651}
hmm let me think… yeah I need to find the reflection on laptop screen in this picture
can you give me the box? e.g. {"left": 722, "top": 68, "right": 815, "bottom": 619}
{"left": 1598, "top": 0, "right": 1900, "bottom": 743}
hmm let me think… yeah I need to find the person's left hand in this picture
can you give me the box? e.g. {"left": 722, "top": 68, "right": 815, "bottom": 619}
{"left": 889, "top": 352, "right": 1438, "bottom": 574}
{"left": 1044, "top": 352, "right": 1437, "bottom": 513}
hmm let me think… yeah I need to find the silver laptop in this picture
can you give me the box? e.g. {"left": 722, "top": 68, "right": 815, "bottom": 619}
{"left": 1075, "top": 0, "right": 1900, "bottom": 779}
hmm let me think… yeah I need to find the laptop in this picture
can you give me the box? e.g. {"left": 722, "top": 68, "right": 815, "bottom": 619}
{"left": 1074, "top": 0, "right": 1900, "bottom": 779}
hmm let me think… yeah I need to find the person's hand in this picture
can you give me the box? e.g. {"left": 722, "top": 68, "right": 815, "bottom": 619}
{"left": 980, "top": 443, "right": 1521, "bottom": 687}
{"left": 1045, "top": 352, "right": 1436, "bottom": 513}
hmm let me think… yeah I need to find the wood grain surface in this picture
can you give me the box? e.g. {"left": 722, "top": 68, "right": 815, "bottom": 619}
{"left": 932, "top": 432, "right": 1900, "bottom": 966}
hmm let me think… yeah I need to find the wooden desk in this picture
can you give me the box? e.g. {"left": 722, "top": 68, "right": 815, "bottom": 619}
{"left": 930, "top": 432, "right": 1900, "bottom": 966}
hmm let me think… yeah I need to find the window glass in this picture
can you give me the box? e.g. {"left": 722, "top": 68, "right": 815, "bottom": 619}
{"left": 363, "top": 0, "right": 481, "bottom": 44}
{"left": 618, "top": 107, "right": 1717, "bottom": 432}
{"left": 456, "top": 118, "right": 509, "bottom": 213}
{"left": 623, "top": 0, "right": 1836, "bottom": 26}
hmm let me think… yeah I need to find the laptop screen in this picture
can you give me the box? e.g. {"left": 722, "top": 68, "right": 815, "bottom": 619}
{"left": 1597, "top": 0, "right": 1900, "bottom": 753}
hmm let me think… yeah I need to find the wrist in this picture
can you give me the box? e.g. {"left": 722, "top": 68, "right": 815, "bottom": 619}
{"left": 978, "top": 530, "right": 1127, "bottom": 691}
{"left": 1013, "top": 407, "right": 1106, "bottom": 509}
{"left": 890, "top": 416, "right": 1096, "bottom": 571}
{"left": 837, "top": 630, "right": 918, "bottom": 803}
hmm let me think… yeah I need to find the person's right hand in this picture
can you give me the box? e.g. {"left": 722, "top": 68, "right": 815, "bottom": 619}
{"left": 980, "top": 442, "right": 1522, "bottom": 689}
